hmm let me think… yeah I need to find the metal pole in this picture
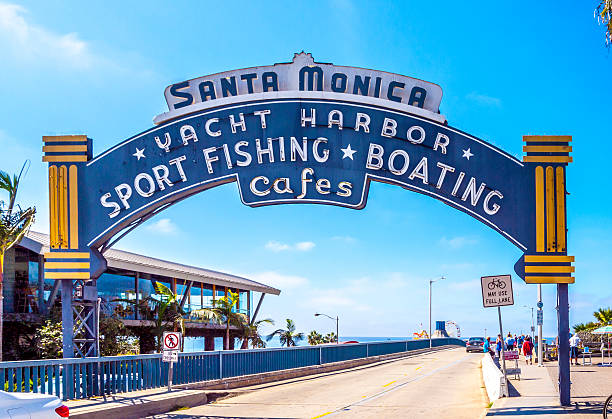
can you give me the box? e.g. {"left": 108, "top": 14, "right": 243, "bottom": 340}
{"left": 538, "top": 284, "right": 543, "bottom": 367}
{"left": 167, "top": 361, "right": 173, "bottom": 392}
{"left": 336, "top": 316, "right": 339, "bottom": 344}
{"left": 429, "top": 280, "right": 432, "bottom": 349}
{"left": 557, "top": 284, "right": 570, "bottom": 405}
{"left": 498, "top": 306, "right": 508, "bottom": 397}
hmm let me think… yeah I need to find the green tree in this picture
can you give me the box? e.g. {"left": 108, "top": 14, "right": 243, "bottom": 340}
{"left": 114, "top": 281, "right": 185, "bottom": 352}
{"left": 323, "top": 332, "right": 337, "bottom": 344}
{"left": 34, "top": 320, "right": 63, "bottom": 359}
{"left": 573, "top": 322, "right": 599, "bottom": 332}
{"left": 596, "top": 1, "right": 612, "bottom": 46}
{"left": 191, "top": 289, "right": 246, "bottom": 350}
{"left": 99, "top": 311, "right": 139, "bottom": 356}
{"left": 593, "top": 307, "right": 612, "bottom": 325}
{"left": 0, "top": 165, "right": 36, "bottom": 361}
{"left": 267, "top": 319, "right": 304, "bottom": 347}
{"left": 239, "top": 318, "right": 274, "bottom": 349}
{"left": 307, "top": 330, "right": 323, "bottom": 345}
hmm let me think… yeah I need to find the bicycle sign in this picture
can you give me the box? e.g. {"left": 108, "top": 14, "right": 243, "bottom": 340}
{"left": 163, "top": 332, "right": 182, "bottom": 351}
{"left": 481, "top": 275, "right": 514, "bottom": 307}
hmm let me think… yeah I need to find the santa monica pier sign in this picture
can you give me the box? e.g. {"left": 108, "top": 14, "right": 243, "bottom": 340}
{"left": 41, "top": 53, "right": 574, "bottom": 356}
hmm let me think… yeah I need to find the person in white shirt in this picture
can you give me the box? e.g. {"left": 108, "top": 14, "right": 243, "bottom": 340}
{"left": 569, "top": 333, "right": 581, "bottom": 365}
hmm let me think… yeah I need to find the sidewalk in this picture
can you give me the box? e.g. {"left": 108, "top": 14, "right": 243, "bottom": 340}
{"left": 487, "top": 358, "right": 609, "bottom": 417}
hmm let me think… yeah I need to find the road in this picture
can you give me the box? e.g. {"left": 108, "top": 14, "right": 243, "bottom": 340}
{"left": 154, "top": 347, "right": 487, "bottom": 419}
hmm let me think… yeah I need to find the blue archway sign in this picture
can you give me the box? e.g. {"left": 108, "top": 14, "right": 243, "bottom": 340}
{"left": 40, "top": 52, "right": 574, "bottom": 404}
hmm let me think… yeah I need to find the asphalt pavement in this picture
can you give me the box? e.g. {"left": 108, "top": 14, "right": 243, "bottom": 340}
{"left": 151, "top": 347, "right": 487, "bottom": 419}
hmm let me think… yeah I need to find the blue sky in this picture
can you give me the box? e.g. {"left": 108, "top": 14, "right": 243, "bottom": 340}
{"left": 0, "top": 1, "right": 610, "bottom": 340}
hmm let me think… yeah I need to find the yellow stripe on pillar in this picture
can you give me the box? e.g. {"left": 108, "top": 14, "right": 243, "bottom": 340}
{"left": 545, "top": 166, "right": 556, "bottom": 252}
{"left": 49, "top": 166, "right": 58, "bottom": 248}
{"left": 525, "top": 266, "right": 575, "bottom": 273}
{"left": 535, "top": 166, "right": 545, "bottom": 252}
{"left": 555, "top": 166, "right": 566, "bottom": 253}
{"left": 58, "top": 165, "right": 68, "bottom": 249}
{"left": 69, "top": 165, "right": 79, "bottom": 249}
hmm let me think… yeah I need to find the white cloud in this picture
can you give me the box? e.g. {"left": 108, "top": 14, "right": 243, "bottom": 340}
{"left": 331, "top": 235, "right": 357, "bottom": 244}
{"left": 249, "top": 271, "right": 309, "bottom": 289}
{"left": 466, "top": 92, "right": 502, "bottom": 107}
{"left": 265, "top": 240, "right": 315, "bottom": 252}
{"left": 295, "top": 241, "right": 315, "bottom": 251}
{"left": 0, "top": 3, "right": 97, "bottom": 69}
{"left": 145, "top": 218, "right": 178, "bottom": 235}
{"left": 439, "top": 236, "right": 478, "bottom": 249}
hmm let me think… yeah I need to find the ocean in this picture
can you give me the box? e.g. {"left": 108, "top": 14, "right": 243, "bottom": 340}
{"left": 182, "top": 336, "right": 418, "bottom": 352}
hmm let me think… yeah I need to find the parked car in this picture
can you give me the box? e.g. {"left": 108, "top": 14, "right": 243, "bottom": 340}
{"left": 466, "top": 337, "right": 485, "bottom": 352}
{"left": 0, "top": 391, "right": 68, "bottom": 418}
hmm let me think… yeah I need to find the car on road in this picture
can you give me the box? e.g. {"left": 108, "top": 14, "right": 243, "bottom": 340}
{"left": 466, "top": 337, "right": 485, "bottom": 352}
{"left": 0, "top": 390, "right": 69, "bottom": 418}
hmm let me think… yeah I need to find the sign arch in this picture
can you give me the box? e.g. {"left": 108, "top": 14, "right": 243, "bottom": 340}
{"left": 41, "top": 53, "right": 574, "bottom": 358}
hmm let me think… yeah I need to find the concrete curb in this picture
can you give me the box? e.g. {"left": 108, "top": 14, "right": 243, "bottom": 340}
{"left": 69, "top": 345, "right": 459, "bottom": 418}
{"left": 481, "top": 353, "right": 506, "bottom": 401}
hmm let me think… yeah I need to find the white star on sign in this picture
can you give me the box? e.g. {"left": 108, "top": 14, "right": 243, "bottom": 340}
{"left": 341, "top": 144, "right": 357, "bottom": 160}
{"left": 133, "top": 148, "right": 145, "bottom": 160}
{"left": 462, "top": 148, "right": 474, "bottom": 160}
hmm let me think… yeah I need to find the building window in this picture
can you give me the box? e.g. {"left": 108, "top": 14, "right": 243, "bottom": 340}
{"left": 97, "top": 272, "right": 136, "bottom": 319}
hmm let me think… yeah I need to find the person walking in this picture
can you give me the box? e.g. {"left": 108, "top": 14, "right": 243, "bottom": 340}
{"left": 523, "top": 336, "right": 533, "bottom": 365}
{"left": 505, "top": 333, "right": 515, "bottom": 351}
{"left": 518, "top": 334, "right": 525, "bottom": 355}
{"left": 483, "top": 337, "right": 491, "bottom": 355}
{"left": 495, "top": 334, "right": 502, "bottom": 358}
{"left": 569, "top": 333, "right": 581, "bottom": 366}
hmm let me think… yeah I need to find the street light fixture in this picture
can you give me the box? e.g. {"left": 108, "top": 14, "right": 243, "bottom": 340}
{"left": 429, "top": 276, "right": 445, "bottom": 349}
{"left": 314, "top": 313, "right": 339, "bottom": 344}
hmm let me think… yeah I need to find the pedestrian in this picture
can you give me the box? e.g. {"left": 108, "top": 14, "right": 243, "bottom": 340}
{"left": 569, "top": 333, "right": 581, "bottom": 366}
{"left": 495, "top": 334, "right": 502, "bottom": 358}
{"left": 518, "top": 334, "right": 525, "bottom": 355}
{"left": 523, "top": 336, "right": 533, "bottom": 365}
{"left": 505, "top": 333, "right": 515, "bottom": 351}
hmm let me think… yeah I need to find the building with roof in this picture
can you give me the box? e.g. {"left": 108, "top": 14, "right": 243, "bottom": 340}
{"left": 2, "top": 231, "right": 280, "bottom": 355}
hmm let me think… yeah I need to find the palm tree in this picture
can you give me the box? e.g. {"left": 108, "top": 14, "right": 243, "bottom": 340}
{"left": 596, "top": 0, "right": 612, "bottom": 46}
{"left": 267, "top": 318, "right": 304, "bottom": 347}
{"left": 573, "top": 322, "right": 599, "bottom": 332}
{"left": 307, "top": 330, "right": 323, "bottom": 345}
{"left": 191, "top": 289, "right": 246, "bottom": 350}
{"left": 594, "top": 307, "right": 612, "bottom": 326}
{"left": 239, "top": 318, "right": 274, "bottom": 349}
{"left": 0, "top": 165, "right": 36, "bottom": 361}
{"left": 114, "top": 281, "right": 185, "bottom": 352}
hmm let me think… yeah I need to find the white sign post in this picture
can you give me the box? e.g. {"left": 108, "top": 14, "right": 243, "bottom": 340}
{"left": 162, "top": 332, "right": 182, "bottom": 391}
{"left": 481, "top": 275, "right": 514, "bottom": 397}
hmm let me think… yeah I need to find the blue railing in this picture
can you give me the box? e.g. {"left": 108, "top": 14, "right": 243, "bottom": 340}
{"left": 0, "top": 338, "right": 464, "bottom": 400}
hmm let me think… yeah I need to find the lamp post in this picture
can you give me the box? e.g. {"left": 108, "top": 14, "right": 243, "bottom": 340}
{"left": 315, "top": 313, "right": 339, "bottom": 344}
{"left": 429, "top": 276, "right": 445, "bottom": 349}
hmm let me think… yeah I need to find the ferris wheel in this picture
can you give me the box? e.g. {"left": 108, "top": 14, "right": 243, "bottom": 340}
{"left": 445, "top": 321, "right": 461, "bottom": 338}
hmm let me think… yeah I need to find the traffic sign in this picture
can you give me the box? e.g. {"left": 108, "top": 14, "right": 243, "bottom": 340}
{"left": 163, "top": 332, "right": 182, "bottom": 351}
{"left": 503, "top": 350, "right": 519, "bottom": 360}
{"left": 537, "top": 310, "right": 543, "bottom": 326}
{"left": 537, "top": 301, "right": 543, "bottom": 309}
{"left": 162, "top": 350, "right": 178, "bottom": 363}
{"left": 480, "top": 275, "right": 514, "bottom": 308}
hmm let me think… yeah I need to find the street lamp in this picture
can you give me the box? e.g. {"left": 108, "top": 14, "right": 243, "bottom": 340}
{"left": 429, "top": 276, "right": 445, "bottom": 349}
{"left": 315, "top": 313, "right": 339, "bottom": 344}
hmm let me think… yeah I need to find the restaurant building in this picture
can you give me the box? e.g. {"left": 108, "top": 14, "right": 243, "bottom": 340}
{"left": 3, "top": 230, "right": 280, "bottom": 353}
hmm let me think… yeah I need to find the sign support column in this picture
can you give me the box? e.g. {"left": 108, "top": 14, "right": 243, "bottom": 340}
{"left": 498, "top": 306, "right": 508, "bottom": 397}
